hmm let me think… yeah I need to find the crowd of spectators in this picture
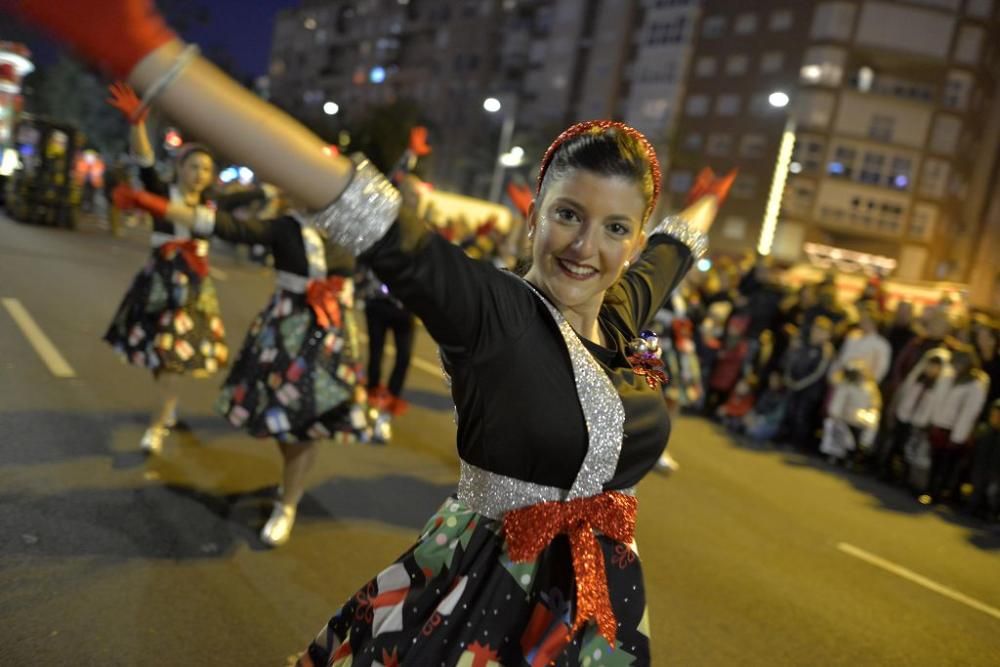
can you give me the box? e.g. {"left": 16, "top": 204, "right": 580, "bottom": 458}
{"left": 652, "top": 255, "right": 1000, "bottom": 522}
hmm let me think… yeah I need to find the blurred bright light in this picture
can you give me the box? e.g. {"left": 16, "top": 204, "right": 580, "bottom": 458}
{"left": 758, "top": 124, "right": 796, "bottom": 256}
{"left": 0, "top": 148, "right": 18, "bottom": 176}
{"left": 828, "top": 161, "right": 845, "bottom": 175}
{"left": 789, "top": 161, "right": 803, "bottom": 174}
{"left": 800, "top": 65, "right": 822, "bottom": 82}
{"left": 304, "top": 17, "right": 317, "bottom": 30}
{"left": 509, "top": 146, "right": 524, "bottom": 158}
{"left": 768, "top": 91, "right": 790, "bottom": 108}
{"left": 499, "top": 150, "right": 524, "bottom": 167}
{"left": 697, "top": 258, "right": 712, "bottom": 272}
{"left": 483, "top": 97, "right": 502, "bottom": 113}
{"left": 893, "top": 174, "right": 909, "bottom": 189}
{"left": 219, "top": 166, "right": 239, "bottom": 183}
{"left": 369, "top": 66, "right": 386, "bottom": 84}
{"left": 238, "top": 166, "right": 254, "bottom": 184}
{"left": 164, "top": 130, "right": 183, "bottom": 148}
{"left": 323, "top": 101, "right": 339, "bottom": 115}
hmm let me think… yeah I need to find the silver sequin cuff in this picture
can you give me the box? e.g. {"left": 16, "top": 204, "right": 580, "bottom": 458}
{"left": 309, "top": 154, "right": 401, "bottom": 255}
{"left": 650, "top": 215, "right": 709, "bottom": 260}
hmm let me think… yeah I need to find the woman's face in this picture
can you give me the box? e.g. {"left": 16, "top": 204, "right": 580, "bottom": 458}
{"left": 526, "top": 169, "right": 646, "bottom": 314}
{"left": 178, "top": 152, "right": 215, "bottom": 194}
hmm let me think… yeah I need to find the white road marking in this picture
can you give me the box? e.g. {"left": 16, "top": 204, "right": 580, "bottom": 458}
{"left": 357, "top": 331, "right": 442, "bottom": 378}
{"left": 208, "top": 267, "right": 228, "bottom": 281}
{"left": 1, "top": 297, "right": 76, "bottom": 378}
{"left": 837, "top": 542, "right": 1000, "bottom": 621}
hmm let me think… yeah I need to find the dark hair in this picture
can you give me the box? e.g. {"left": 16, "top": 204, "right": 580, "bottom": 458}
{"left": 176, "top": 143, "right": 216, "bottom": 167}
{"left": 537, "top": 129, "right": 656, "bottom": 222}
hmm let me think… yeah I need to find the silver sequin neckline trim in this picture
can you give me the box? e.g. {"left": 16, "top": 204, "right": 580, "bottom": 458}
{"left": 519, "top": 279, "right": 626, "bottom": 500}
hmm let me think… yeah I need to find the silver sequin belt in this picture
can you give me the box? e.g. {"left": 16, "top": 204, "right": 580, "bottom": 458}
{"left": 457, "top": 460, "right": 635, "bottom": 520}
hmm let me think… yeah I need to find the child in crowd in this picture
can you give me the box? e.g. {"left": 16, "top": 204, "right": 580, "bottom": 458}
{"left": 705, "top": 314, "right": 751, "bottom": 414}
{"left": 743, "top": 372, "right": 788, "bottom": 443}
{"left": 820, "top": 359, "right": 882, "bottom": 465}
{"left": 717, "top": 378, "right": 756, "bottom": 431}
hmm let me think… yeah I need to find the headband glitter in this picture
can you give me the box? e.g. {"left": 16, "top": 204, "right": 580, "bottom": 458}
{"left": 536, "top": 120, "right": 662, "bottom": 221}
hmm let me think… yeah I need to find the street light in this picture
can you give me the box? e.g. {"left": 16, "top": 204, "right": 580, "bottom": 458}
{"left": 758, "top": 90, "right": 797, "bottom": 256}
{"left": 483, "top": 94, "right": 518, "bottom": 202}
{"left": 323, "top": 101, "right": 339, "bottom": 116}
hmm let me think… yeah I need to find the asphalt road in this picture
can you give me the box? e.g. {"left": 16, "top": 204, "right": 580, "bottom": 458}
{"left": 1, "top": 212, "right": 998, "bottom": 666}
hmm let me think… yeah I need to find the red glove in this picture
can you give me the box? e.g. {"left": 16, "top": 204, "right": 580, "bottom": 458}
{"left": 408, "top": 126, "right": 431, "bottom": 157}
{"left": 13, "top": 0, "right": 177, "bottom": 78}
{"left": 112, "top": 184, "right": 169, "bottom": 218}
{"left": 107, "top": 82, "right": 149, "bottom": 125}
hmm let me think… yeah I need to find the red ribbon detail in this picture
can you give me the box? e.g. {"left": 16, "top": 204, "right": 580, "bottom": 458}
{"left": 503, "top": 491, "right": 637, "bottom": 647}
{"left": 160, "top": 239, "right": 208, "bottom": 277}
{"left": 306, "top": 276, "right": 346, "bottom": 330}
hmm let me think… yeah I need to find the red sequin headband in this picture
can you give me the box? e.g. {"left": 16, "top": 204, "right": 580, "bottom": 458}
{"left": 536, "top": 120, "right": 662, "bottom": 221}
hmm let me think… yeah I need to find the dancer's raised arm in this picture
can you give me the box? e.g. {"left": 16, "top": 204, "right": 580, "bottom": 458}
{"left": 16, "top": 0, "right": 356, "bottom": 210}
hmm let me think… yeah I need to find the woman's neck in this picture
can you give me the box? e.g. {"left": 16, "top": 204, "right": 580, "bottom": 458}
{"left": 177, "top": 184, "right": 201, "bottom": 205}
{"left": 524, "top": 274, "right": 604, "bottom": 345}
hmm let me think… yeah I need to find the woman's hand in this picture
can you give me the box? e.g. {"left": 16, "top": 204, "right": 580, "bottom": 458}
{"left": 107, "top": 82, "right": 149, "bottom": 125}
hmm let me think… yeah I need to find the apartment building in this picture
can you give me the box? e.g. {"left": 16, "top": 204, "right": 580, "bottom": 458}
{"left": 666, "top": 0, "right": 1000, "bottom": 284}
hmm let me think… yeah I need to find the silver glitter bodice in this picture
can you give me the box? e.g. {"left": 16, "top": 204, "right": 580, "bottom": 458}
{"left": 455, "top": 279, "right": 628, "bottom": 519}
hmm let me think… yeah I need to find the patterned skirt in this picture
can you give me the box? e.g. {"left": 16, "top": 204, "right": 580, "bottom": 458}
{"left": 104, "top": 248, "right": 227, "bottom": 376}
{"left": 302, "top": 497, "right": 650, "bottom": 666}
{"left": 215, "top": 289, "right": 368, "bottom": 443}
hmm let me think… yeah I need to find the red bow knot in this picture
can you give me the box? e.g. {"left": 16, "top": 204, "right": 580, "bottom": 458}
{"left": 160, "top": 239, "right": 208, "bottom": 277}
{"left": 306, "top": 277, "right": 345, "bottom": 330}
{"left": 504, "top": 491, "right": 637, "bottom": 647}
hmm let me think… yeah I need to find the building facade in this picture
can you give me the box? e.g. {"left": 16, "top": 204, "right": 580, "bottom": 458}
{"left": 665, "top": 0, "right": 1000, "bottom": 285}
{"left": 269, "top": 0, "right": 510, "bottom": 195}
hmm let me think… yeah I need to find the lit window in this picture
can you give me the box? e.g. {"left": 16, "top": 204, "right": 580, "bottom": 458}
{"left": 868, "top": 115, "right": 895, "bottom": 142}
{"left": 734, "top": 13, "right": 758, "bottom": 34}
{"left": 732, "top": 174, "right": 757, "bottom": 198}
{"left": 683, "top": 133, "right": 703, "bottom": 152}
{"left": 943, "top": 70, "right": 973, "bottom": 110}
{"left": 725, "top": 54, "right": 749, "bottom": 75}
{"left": 769, "top": 9, "right": 793, "bottom": 31}
{"left": 919, "top": 159, "right": 949, "bottom": 198}
{"left": 702, "top": 16, "right": 726, "bottom": 38}
{"left": 669, "top": 171, "right": 693, "bottom": 193}
{"left": 695, "top": 56, "right": 717, "bottom": 77}
{"left": 739, "top": 134, "right": 766, "bottom": 158}
{"left": 760, "top": 52, "right": 784, "bottom": 73}
{"left": 954, "top": 25, "right": 984, "bottom": 64}
{"left": 685, "top": 94, "right": 710, "bottom": 116}
{"left": 706, "top": 133, "right": 733, "bottom": 156}
{"left": 715, "top": 94, "right": 741, "bottom": 116}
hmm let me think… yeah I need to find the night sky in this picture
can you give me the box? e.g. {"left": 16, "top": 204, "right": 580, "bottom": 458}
{"left": 5, "top": 0, "right": 302, "bottom": 79}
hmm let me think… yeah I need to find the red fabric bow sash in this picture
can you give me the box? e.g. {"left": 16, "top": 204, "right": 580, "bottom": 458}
{"left": 503, "top": 491, "right": 638, "bottom": 646}
{"left": 160, "top": 239, "right": 208, "bottom": 277}
{"left": 306, "top": 276, "right": 346, "bottom": 330}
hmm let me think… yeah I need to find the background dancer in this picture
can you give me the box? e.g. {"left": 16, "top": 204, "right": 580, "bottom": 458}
{"left": 104, "top": 81, "right": 228, "bottom": 454}
{"left": 113, "top": 181, "right": 370, "bottom": 545}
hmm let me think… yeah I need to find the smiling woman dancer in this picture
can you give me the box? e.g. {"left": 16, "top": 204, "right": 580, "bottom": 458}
{"left": 17, "top": 1, "right": 727, "bottom": 663}
{"left": 103, "top": 80, "right": 227, "bottom": 455}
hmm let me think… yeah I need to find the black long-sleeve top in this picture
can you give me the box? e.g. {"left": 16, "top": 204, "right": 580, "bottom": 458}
{"left": 360, "top": 211, "right": 693, "bottom": 491}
